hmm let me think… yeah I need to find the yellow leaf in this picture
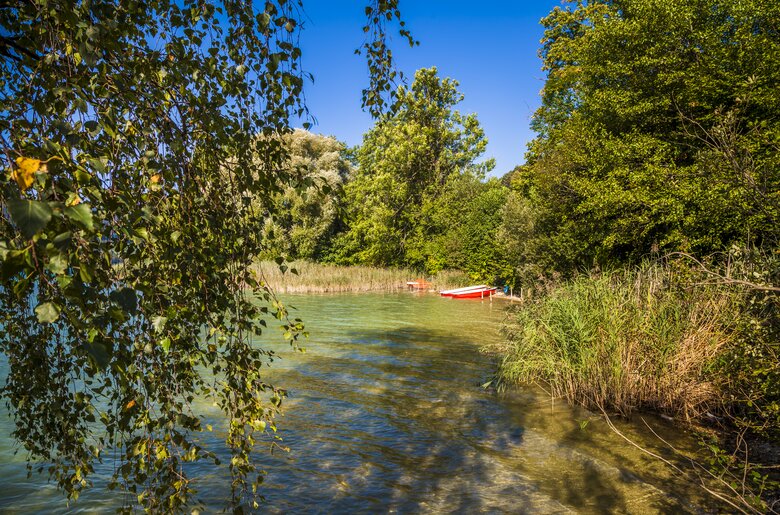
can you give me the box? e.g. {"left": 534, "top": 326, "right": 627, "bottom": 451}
{"left": 12, "top": 157, "right": 45, "bottom": 191}
{"left": 66, "top": 193, "right": 82, "bottom": 206}
{"left": 150, "top": 174, "right": 161, "bottom": 184}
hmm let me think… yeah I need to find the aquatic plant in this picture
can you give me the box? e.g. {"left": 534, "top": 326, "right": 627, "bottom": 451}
{"left": 254, "top": 260, "right": 470, "bottom": 293}
{"left": 495, "top": 263, "right": 735, "bottom": 421}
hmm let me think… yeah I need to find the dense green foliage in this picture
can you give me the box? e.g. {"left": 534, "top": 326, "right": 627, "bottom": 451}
{"left": 435, "top": 178, "right": 511, "bottom": 283}
{"left": 0, "top": 0, "right": 412, "bottom": 510}
{"left": 511, "top": 0, "right": 780, "bottom": 275}
{"left": 259, "top": 130, "right": 352, "bottom": 260}
{"left": 712, "top": 249, "right": 780, "bottom": 437}
{"left": 248, "top": 68, "right": 515, "bottom": 284}
{"left": 327, "top": 67, "right": 506, "bottom": 280}
{"left": 255, "top": 69, "right": 513, "bottom": 284}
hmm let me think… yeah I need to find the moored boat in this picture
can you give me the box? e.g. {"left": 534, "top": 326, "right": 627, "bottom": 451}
{"left": 440, "top": 284, "right": 490, "bottom": 297}
{"left": 449, "top": 287, "right": 497, "bottom": 299}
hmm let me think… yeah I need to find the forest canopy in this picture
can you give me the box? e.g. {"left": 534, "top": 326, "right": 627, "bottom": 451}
{"left": 327, "top": 67, "right": 501, "bottom": 275}
{"left": 514, "top": 0, "right": 780, "bottom": 275}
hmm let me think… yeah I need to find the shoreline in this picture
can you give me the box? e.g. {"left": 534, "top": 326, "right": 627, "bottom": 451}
{"left": 253, "top": 260, "right": 475, "bottom": 294}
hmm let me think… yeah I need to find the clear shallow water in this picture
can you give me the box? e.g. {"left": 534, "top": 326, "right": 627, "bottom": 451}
{"left": 0, "top": 292, "right": 721, "bottom": 513}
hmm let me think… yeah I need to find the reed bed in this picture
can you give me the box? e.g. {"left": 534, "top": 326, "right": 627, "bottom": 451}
{"left": 253, "top": 260, "right": 471, "bottom": 293}
{"left": 493, "top": 264, "right": 738, "bottom": 423}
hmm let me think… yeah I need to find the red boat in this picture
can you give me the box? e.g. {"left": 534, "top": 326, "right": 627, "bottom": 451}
{"left": 450, "top": 287, "right": 497, "bottom": 299}
{"left": 440, "top": 285, "right": 487, "bottom": 297}
{"left": 440, "top": 285, "right": 496, "bottom": 298}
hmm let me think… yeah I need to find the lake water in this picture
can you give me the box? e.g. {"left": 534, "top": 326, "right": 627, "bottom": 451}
{"left": 0, "top": 292, "right": 722, "bottom": 513}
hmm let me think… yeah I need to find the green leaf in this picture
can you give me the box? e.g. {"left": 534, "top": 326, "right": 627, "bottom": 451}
{"left": 12, "top": 272, "right": 33, "bottom": 296}
{"left": 85, "top": 339, "right": 111, "bottom": 371}
{"left": 64, "top": 204, "right": 94, "bottom": 231}
{"left": 152, "top": 316, "right": 167, "bottom": 333}
{"left": 35, "top": 302, "right": 60, "bottom": 324}
{"left": 88, "top": 158, "right": 106, "bottom": 173}
{"left": 56, "top": 274, "right": 73, "bottom": 289}
{"left": 107, "top": 306, "right": 128, "bottom": 323}
{"left": 109, "top": 287, "right": 137, "bottom": 314}
{"left": 46, "top": 253, "right": 68, "bottom": 275}
{"left": 52, "top": 231, "right": 73, "bottom": 250}
{"left": 79, "top": 265, "right": 93, "bottom": 283}
{"left": 7, "top": 199, "right": 53, "bottom": 239}
{"left": 259, "top": 12, "right": 270, "bottom": 29}
{"left": 74, "top": 169, "right": 92, "bottom": 183}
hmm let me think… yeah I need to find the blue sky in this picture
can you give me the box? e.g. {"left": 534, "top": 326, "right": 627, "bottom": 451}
{"left": 295, "top": 1, "right": 560, "bottom": 177}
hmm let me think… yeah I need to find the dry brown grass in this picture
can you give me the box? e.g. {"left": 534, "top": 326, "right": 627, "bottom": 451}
{"left": 253, "top": 260, "right": 471, "bottom": 293}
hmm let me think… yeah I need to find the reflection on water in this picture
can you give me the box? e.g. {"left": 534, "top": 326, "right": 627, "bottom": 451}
{"left": 0, "top": 293, "right": 721, "bottom": 513}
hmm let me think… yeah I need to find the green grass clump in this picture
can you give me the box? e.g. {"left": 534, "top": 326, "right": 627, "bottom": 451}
{"left": 495, "top": 264, "right": 736, "bottom": 422}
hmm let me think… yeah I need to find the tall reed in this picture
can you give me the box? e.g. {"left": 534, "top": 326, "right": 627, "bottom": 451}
{"left": 253, "top": 260, "right": 471, "bottom": 293}
{"left": 494, "top": 264, "right": 737, "bottom": 422}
